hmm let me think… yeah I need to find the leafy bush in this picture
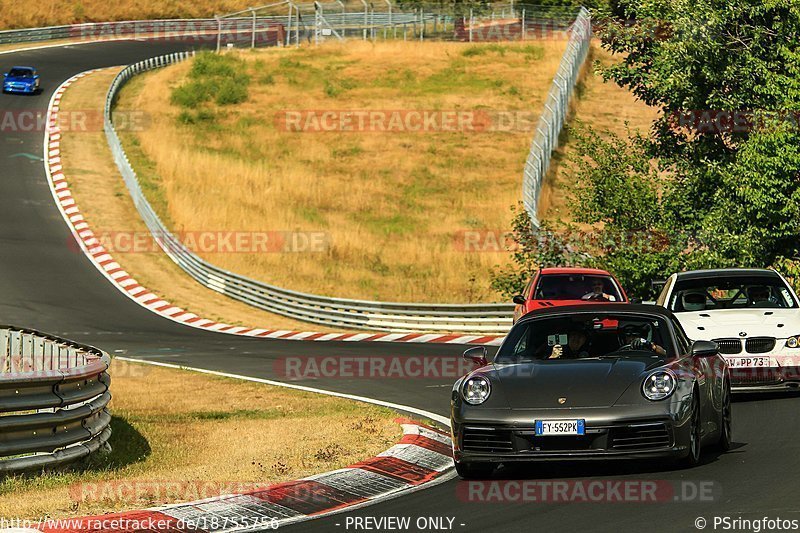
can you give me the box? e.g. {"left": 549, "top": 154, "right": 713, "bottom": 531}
{"left": 170, "top": 80, "right": 213, "bottom": 108}
{"left": 190, "top": 52, "right": 238, "bottom": 78}
{"left": 215, "top": 77, "right": 249, "bottom": 105}
{"left": 171, "top": 52, "right": 250, "bottom": 111}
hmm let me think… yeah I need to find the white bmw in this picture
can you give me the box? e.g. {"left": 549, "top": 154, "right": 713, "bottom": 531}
{"left": 657, "top": 268, "right": 800, "bottom": 391}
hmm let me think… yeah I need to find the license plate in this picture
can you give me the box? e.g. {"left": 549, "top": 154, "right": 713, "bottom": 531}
{"left": 727, "top": 356, "right": 772, "bottom": 368}
{"left": 535, "top": 419, "right": 585, "bottom": 436}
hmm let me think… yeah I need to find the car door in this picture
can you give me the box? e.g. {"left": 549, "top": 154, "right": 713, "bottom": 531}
{"left": 673, "top": 317, "right": 719, "bottom": 437}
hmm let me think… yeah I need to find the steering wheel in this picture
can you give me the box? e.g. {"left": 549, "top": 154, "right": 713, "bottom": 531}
{"left": 589, "top": 293, "right": 609, "bottom": 301}
{"left": 619, "top": 338, "right": 653, "bottom": 352}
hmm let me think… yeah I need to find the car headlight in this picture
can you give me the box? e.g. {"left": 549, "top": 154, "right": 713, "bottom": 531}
{"left": 642, "top": 369, "right": 677, "bottom": 401}
{"left": 462, "top": 375, "right": 491, "bottom": 405}
{"left": 786, "top": 336, "right": 800, "bottom": 348}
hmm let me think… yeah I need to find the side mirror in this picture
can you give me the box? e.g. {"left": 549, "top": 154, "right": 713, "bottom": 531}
{"left": 463, "top": 346, "right": 488, "bottom": 367}
{"left": 512, "top": 295, "right": 526, "bottom": 305}
{"left": 34, "top": 74, "right": 39, "bottom": 79}
{"left": 691, "top": 340, "right": 718, "bottom": 358}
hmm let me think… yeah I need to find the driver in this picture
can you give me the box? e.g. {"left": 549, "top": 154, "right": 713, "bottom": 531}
{"left": 581, "top": 279, "right": 617, "bottom": 302}
{"left": 549, "top": 329, "right": 590, "bottom": 359}
{"left": 747, "top": 285, "right": 777, "bottom": 307}
{"left": 620, "top": 324, "right": 667, "bottom": 356}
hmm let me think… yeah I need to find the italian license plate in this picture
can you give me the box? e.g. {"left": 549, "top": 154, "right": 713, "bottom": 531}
{"left": 535, "top": 419, "right": 585, "bottom": 436}
{"left": 727, "top": 356, "right": 772, "bottom": 368}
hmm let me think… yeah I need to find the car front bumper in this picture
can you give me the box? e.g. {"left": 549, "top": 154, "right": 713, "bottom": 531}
{"left": 3, "top": 83, "right": 36, "bottom": 93}
{"left": 452, "top": 403, "right": 692, "bottom": 463}
{"left": 726, "top": 353, "right": 800, "bottom": 391}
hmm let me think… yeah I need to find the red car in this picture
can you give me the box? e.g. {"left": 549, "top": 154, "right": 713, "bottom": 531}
{"left": 512, "top": 267, "right": 629, "bottom": 322}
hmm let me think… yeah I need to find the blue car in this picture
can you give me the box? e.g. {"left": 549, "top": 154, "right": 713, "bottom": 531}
{"left": 3, "top": 66, "right": 40, "bottom": 94}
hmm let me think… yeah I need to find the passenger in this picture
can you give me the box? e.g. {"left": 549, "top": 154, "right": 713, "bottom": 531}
{"left": 549, "top": 330, "right": 590, "bottom": 359}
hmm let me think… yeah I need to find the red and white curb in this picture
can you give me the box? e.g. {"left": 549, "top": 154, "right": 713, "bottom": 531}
{"left": 42, "top": 419, "right": 453, "bottom": 532}
{"left": 43, "top": 70, "right": 504, "bottom": 347}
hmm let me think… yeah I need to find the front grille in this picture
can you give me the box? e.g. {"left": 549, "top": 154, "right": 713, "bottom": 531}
{"left": 462, "top": 428, "right": 514, "bottom": 453}
{"left": 713, "top": 338, "right": 743, "bottom": 354}
{"left": 528, "top": 435, "right": 594, "bottom": 451}
{"left": 745, "top": 337, "right": 776, "bottom": 354}
{"left": 609, "top": 423, "right": 671, "bottom": 450}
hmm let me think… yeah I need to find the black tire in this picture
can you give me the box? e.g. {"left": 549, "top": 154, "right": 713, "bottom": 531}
{"left": 454, "top": 459, "right": 494, "bottom": 479}
{"left": 716, "top": 379, "right": 732, "bottom": 452}
{"left": 682, "top": 393, "right": 702, "bottom": 467}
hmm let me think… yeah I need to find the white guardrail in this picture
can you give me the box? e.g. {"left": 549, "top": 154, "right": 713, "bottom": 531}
{"left": 96, "top": 8, "right": 592, "bottom": 334}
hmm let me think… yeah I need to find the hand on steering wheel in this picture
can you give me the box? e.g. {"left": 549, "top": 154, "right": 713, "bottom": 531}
{"left": 589, "top": 293, "right": 609, "bottom": 301}
{"left": 630, "top": 337, "right": 653, "bottom": 351}
{"left": 619, "top": 338, "right": 653, "bottom": 351}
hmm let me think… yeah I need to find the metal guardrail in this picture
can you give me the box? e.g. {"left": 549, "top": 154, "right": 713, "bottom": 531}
{"left": 103, "top": 53, "right": 514, "bottom": 333}
{"left": 0, "top": 326, "right": 111, "bottom": 474}
{"left": 96, "top": 9, "right": 592, "bottom": 334}
{"left": 522, "top": 6, "right": 591, "bottom": 226}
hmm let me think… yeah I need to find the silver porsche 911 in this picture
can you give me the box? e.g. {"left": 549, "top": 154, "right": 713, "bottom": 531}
{"left": 451, "top": 304, "right": 731, "bottom": 478}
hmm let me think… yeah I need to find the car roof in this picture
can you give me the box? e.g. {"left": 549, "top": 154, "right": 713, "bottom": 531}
{"left": 516, "top": 303, "right": 675, "bottom": 323}
{"left": 539, "top": 267, "right": 612, "bottom": 276}
{"left": 10, "top": 66, "right": 35, "bottom": 70}
{"left": 674, "top": 268, "right": 779, "bottom": 281}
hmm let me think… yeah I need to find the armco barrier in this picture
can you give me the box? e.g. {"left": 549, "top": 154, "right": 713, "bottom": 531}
{"left": 0, "top": 326, "right": 111, "bottom": 474}
{"left": 97, "top": 10, "right": 591, "bottom": 334}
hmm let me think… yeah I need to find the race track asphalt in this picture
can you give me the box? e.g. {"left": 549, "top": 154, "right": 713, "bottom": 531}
{"left": 1, "top": 38, "right": 798, "bottom": 533}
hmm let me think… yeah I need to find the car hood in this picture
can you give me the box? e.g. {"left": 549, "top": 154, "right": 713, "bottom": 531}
{"left": 492, "top": 357, "right": 663, "bottom": 409}
{"left": 675, "top": 308, "right": 800, "bottom": 339}
{"left": 5, "top": 76, "right": 34, "bottom": 83}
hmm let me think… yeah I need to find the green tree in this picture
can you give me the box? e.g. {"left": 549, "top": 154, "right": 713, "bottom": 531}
{"left": 492, "top": 0, "right": 800, "bottom": 299}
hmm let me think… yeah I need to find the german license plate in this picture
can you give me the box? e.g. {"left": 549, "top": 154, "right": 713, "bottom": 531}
{"left": 727, "top": 356, "right": 772, "bottom": 368}
{"left": 535, "top": 419, "right": 585, "bottom": 436}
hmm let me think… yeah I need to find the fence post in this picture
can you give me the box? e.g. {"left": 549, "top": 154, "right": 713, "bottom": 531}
{"left": 286, "top": 3, "right": 293, "bottom": 46}
{"left": 361, "top": 0, "right": 368, "bottom": 40}
{"left": 469, "top": 9, "right": 473, "bottom": 42}
{"left": 250, "top": 7, "right": 257, "bottom": 48}
{"left": 215, "top": 15, "right": 222, "bottom": 52}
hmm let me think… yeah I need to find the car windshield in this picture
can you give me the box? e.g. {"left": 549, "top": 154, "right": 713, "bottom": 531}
{"left": 495, "top": 313, "right": 674, "bottom": 363}
{"left": 534, "top": 274, "right": 623, "bottom": 301}
{"left": 669, "top": 275, "right": 798, "bottom": 311}
{"left": 8, "top": 69, "right": 33, "bottom": 78}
